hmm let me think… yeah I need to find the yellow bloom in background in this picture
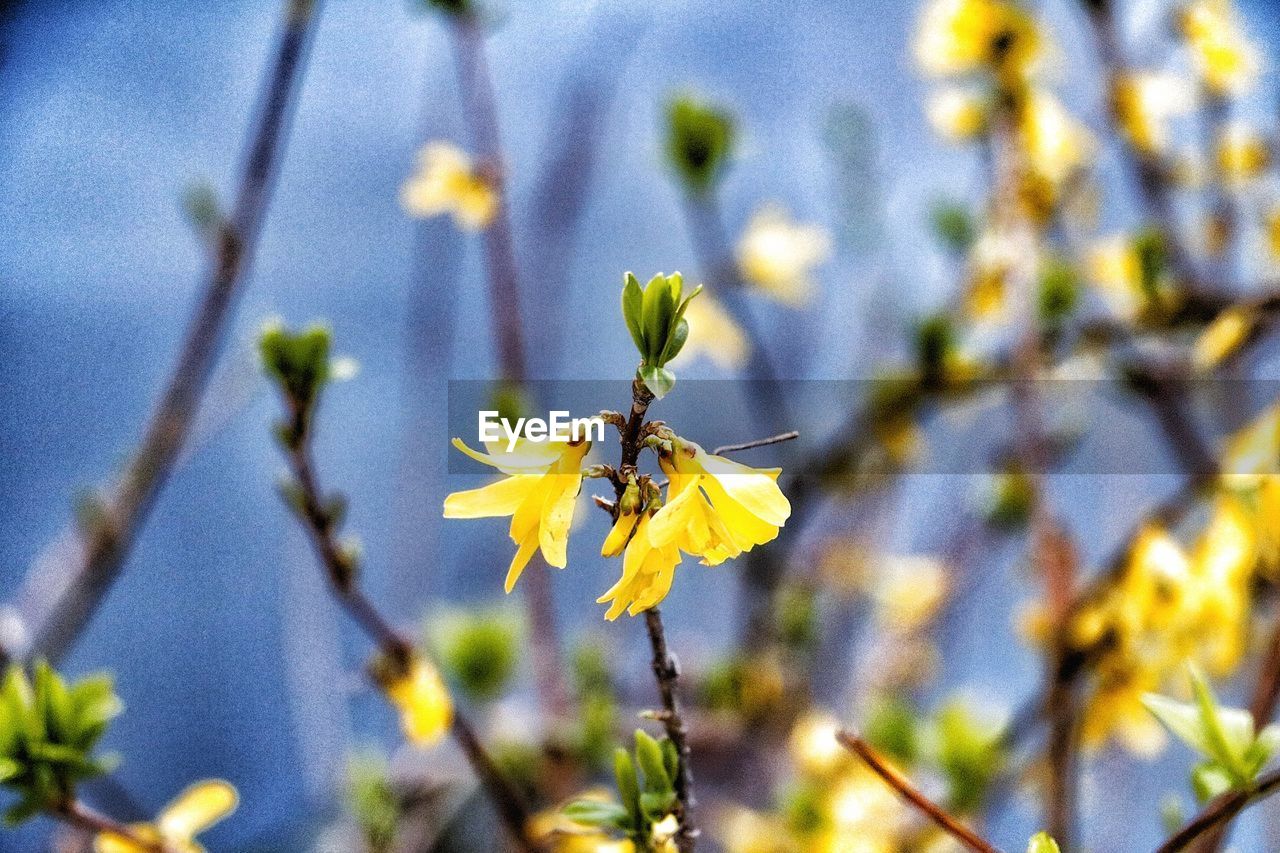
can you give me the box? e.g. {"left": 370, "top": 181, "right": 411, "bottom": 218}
{"left": 671, "top": 292, "right": 749, "bottom": 371}
{"left": 1222, "top": 401, "right": 1280, "bottom": 477}
{"left": 400, "top": 142, "right": 498, "bottom": 230}
{"left": 926, "top": 87, "right": 989, "bottom": 142}
{"left": 596, "top": 512, "right": 683, "bottom": 620}
{"left": 869, "top": 555, "right": 949, "bottom": 631}
{"left": 964, "top": 230, "right": 1020, "bottom": 321}
{"left": 384, "top": 658, "right": 453, "bottom": 745}
{"left": 1214, "top": 122, "right": 1270, "bottom": 184}
{"left": 444, "top": 437, "right": 590, "bottom": 592}
{"left": 1112, "top": 72, "right": 1195, "bottom": 156}
{"left": 1192, "top": 307, "right": 1253, "bottom": 372}
{"left": 1180, "top": 0, "right": 1260, "bottom": 96}
{"left": 1087, "top": 235, "right": 1156, "bottom": 319}
{"left": 735, "top": 205, "right": 832, "bottom": 305}
{"left": 649, "top": 439, "right": 791, "bottom": 566}
{"left": 914, "top": 0, "right": 1042, "bottom": 80}
{"left": 788, "top": 710, "right": 846, "bottom": 776}
{"left": 1266, "top": 206, "right": 1280, "bottom": 259}
{"left": 95, "top": 781, "right": 238, "bottom": 853}
{"left": 1016, "top": 90, "right": 1093, "bottom": 216}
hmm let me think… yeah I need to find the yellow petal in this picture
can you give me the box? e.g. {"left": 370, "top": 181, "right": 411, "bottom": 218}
{"left": 386, "top": 660, "right": 453, "bottom": 745}
{"left": 505, "top": 534, "right": 539, "bottom": 593}
{"left": 95, "top": 827, "right": 158, "bottom": 853}
{"left": 698, "top": 453, "right": 791, "bottom": 526}
{"left": 156, "top": 780, "right": 238, "bottom": 841}
{"left": 538, "top": 473, "right": 582, "bottom": 568}
{"left": 450, "top": 437, "right": 559, "bottom": 476}
{"left": 443, "top": 475, "right": 539, "bottom": 518}
{"left": 602, "top": 510, "right": 640, "bottom": 557}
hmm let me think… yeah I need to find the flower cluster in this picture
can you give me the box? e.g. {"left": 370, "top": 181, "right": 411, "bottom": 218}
{"left": 444, "top": 272, "right": 791, "bottom": 618}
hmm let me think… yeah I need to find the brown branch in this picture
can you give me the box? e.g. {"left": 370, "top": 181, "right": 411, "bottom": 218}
{"left": 1155, "top": 769, "right": 1280, "bottom": 853}
{"left": 711, "top": 431, "right": 800, "bottom": 456}
{"left": 278, "top": 403, "right": 540, "bottom": 853}
{"left": 610, "top": 378, "right": 696, "bottom": 851}
{"left": 444, "top": 10, "right": 569, "bottom": 719}
{"left": 835, "top": 731, "right": 1000, "bottom": 853}
{"left": 645, "top": 608, "right": 697, "bottom": 853}
{"left": 56, "top": 799, "right": 162, "bottom": 852}
{"left": 10, "top": 0, "right": 323, "bottom": 667}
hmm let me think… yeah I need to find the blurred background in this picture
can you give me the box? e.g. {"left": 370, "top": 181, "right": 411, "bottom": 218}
{"left": 5, "top": 0, "right": 1280, "bottom": 850}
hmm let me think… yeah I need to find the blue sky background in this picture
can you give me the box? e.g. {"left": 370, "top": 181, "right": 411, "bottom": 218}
{"left": 3, "top": 0, "right": 1280, "bottom": 849}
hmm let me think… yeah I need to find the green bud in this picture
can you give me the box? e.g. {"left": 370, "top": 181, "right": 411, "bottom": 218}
{"left": 619, "top": 479, "right": 642, "bottom": 515}
{"left": 914, "top": 314, "right": 955, "bottom": 386}
{"left": 430, "top": 605, "right": 523, "bottom": 703}
{"left": 1037, "top": 255, "right": 1080, "bottom": 325}
{"left": 930, "top": 199, "right": 975, "bottom": 253}
{"left": 258, "top": 320, "right": 333, "bottom": 413}
{"left": 620, "top": 272, "right": 702, "bottom": 399}
{"left": 420, "top": 0, "right": 471, "bottom": 16}
{"left": 665, "top": 94, "right": 735, "bottom": 194}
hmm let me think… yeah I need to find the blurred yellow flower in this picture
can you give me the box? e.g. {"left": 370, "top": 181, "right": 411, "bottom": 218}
{"left": 596, "top": 512, "right": 683, "bottom": 620}
{"left": 649, "top": 438, "right": 791, "bottom": 566}
{"left": 1222, "top": 401, "right": 1280, "bottom": 477}
{"left": 1016, "top": 90, "right": 1094, "bottom": 216}
{"left": 384, "top": 657, "right": 453, "bottom": 745}
{"left": 1180, "top": 0, "right": 1260, "bottom": 96}
{"left": 1192, "top": 307, "right": 1253, "bottom": 371}
{"left": 735, "top": 205, "right": 832, "bottom": 305}
{"left": 926, "top": 87, "right": 989, "bottom": 142}
{"left": 720, "top": 807, "right": 799, "bottom": 853}
{"left": 789, "top": 710, "right": 846, "bottom": 776}
{"left": 1112, "top": 72, "right": 1195, "bottom": 156}
{"left": 1267, "top": 207, "right": 1280, "bottom": 259}
{"left": 444, "top": 437, "right": 590, "bottom": 592}
{"left": 1214, "top": 123, "right": 1270, "bottom": 183}
{"left": 964, "top": 230, "right": 1019, "bottom": 320}
{"left": 672, "top": 292, "right": 749, "bottom": 371}
{"left": 95, "top": 781, "right": 238, "bottom": 853}
{"left": 1087, "top": 234, "right": 1162, "bottom": 319}
{"left": 914, "top": 0, "right": 1042, "bottom": 80}
{"left": 870, "top": 555, "right": 948, "bottom": 631}
{"left": 401, "top": 142, "right": 498, "bottom": 230}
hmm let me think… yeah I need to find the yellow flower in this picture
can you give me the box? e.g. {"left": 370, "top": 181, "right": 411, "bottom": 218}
{"left": 1222, "top": 401, "right": 1280, "bottom": 478}
{"left": 914, "top": 0, "right": 1042, "bottom": 80}
{"left": 964, "top": 230, "right": 1019, "bottom": 320}
{"left": 1016, "top": 90, "right": 1093, "bottom": 216}
{"left": 1087, "top": 235, "right": 1153, "bottom": 319}
{"left": 649, "top": 439, "right": 791, "bottom": 566}
{"left": 1215, "top": 123, "right": 1270, "bottom": 184}
{"left": 444, "top": 437, "right": 590, "bottom": 592}
{"left": 789, "top": 711, "right": 846, "bottom": 776}
{"left": 735, "top": 205, "right": 832, "bottom": 305}
{"left": 926, "top": 87, "right": 989, "bottom": 142}
{"left": 1180, "top": 0, "right": 1260, "bottom": 96}
{"left": 870, "top": 555, "right": 948, "bottom": 631}
{"left": 1112, "top": 72, "right": 1195, "bottom": 156}
{"left": 1192, "top": 307, "right": 1253, "bottom": 372}
{"left": 672, "top": 292, "right": 749, "bottom": 371}
{"left": 384, "top": 658, "right": 453, "bottom": 745}
{"left": 401, "top": 142, "right": 498, "bottom": 230}
{"left": 596, "top": 512, "right": 683, "bottom": 620}
{"left": 95, "top": 781, "right": 238, "bottom": 853}
{"left": 1266, "top": 207, "right": 1280, "bottom": 259}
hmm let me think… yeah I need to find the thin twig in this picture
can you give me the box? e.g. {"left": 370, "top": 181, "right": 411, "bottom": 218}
{"left": 711, "top": 431, "right": 799, "bottom": 456}
{"left": 610, "top": 378, "right": 697, "bottom": 851}
{"left": 11, "top": 0, "right": 323, "bottom": 666}
{"left": 279, "top": 403, "right": 540, "bottom": 853}
{"left": 835, "top": 731, "right": 1000, "bottom": 853}
{"left": 1155, "top": 769, "right": 1280, "bottom": 853}
{"left": 56, "top": 799, "right": 162, "bottom": 852}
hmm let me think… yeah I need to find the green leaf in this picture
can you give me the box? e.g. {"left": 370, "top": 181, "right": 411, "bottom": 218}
{"left": 638, "top": 365, "right": 676, "bottom": 400}
{"left": 1143, "top": 693, "right": 1214, "bottom": 760}
{"left": 658, "top": 318, "right": 689, "bottom": 365}
{"left": 562, "top": 799, "right": 632, "bottom": 831}
{"left": 622, "top": 272, "right": 646, "bottom": 356}
{"left": 1191, "top": 762, "right": 1233, "bottom": 803}
{"left": 641, "top": 274, "right": 676, "bottom": 365}
{"left": 1190, "top": 665, "right": 1247, "bottom": 780}
{"left": 640, "top": 789, "right": 678, "bottom": 820}
{"left": 633, "top": 730, "right": 670, "bottom": 793}
{"left": 660, "top": 738, "right": 679, "bottom": 785}
{"left": 613, "top": 747, "right": 640, "bottom": 822}
{"left": 0, "top": 759, "right": 17, "bottom": 783}
{"left": 1026, "top": 832, "right": 1061, "bottom": 853}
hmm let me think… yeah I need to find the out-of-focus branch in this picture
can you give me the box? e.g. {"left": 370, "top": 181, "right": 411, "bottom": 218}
{"left": 1155, "top": 768, "right": 1280, "bottom": 853}
{"left": 835, "top": 731, "right": 1000, "bottom": 853}
{"left": 711, "top": 431, "right": 799, "bottom": 456}
{"left": 1081, "top": 0, "right": 1205, "bottom": 296}
{"left": 443, "top": 9, "right": 568, "bottom": 717}
{"left": 277, "top": 392, "right": 541, "bottom": 853}
{"left": 6, "top": 0, "right": 323, "bottom": 667}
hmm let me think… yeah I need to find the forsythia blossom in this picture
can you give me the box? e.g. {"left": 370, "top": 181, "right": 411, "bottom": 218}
{"left": 95, "top": 781, "right": 238, "bottom": 853}
{"left": 1112, "top": 72, "right": 1195, "bottom": 157}
{"left": 401, "top": 142, "right": 498, "bottom": 230}
{"left": 444, "top": 437, "right": 590, "bottom": 592}
{"left": 735, "top": 205, "right": 832, "bottom": 305}
{"left": 671, "top": 293, "right": 749, "bottom": 371}
{"left": 1179, "top": 0, "right": 1260, "bottom": 96}
{"left": 914, "top": 0, "right": 1043, "bottom": 81}
{"left": 383, "top": 658, "right": 453, "bottom": 746}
